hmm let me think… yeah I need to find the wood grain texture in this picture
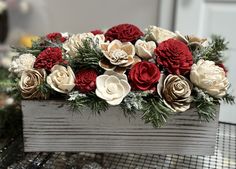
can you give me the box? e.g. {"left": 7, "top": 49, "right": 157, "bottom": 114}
{"left": 22, "top": 100, "right": 219, "bottom": 155}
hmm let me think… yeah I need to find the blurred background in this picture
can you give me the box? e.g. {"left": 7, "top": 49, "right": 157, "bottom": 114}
{"left": 0, "top": 0, "right": 235, "bottom": 135}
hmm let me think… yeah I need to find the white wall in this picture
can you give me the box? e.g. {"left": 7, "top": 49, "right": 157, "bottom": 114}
{"left": 8, "top": 0, "right": 160, "bottom": 36}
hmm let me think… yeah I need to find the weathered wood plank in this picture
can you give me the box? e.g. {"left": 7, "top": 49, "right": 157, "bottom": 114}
{"left": 22, "top": 100, "right": 219, "bottom": 155}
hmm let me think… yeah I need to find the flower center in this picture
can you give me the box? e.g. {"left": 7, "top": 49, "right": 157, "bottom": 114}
{"left": 110, "top": 49, "right": 128, "bottom": 62}
{"left": 139, "top": 43, "right": 149, "bottom": 50}
{"left": 106, "top": 83, "right": 117, "bottom": 94}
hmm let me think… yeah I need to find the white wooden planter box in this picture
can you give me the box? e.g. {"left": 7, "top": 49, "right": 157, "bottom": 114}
{"left": 21, "top": 100, "right": 219, "bottom": 155}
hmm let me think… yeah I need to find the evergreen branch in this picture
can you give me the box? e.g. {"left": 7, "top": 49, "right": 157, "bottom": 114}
{"left": 195, "top": 101, "right": 217, "bottom": 122}
{"left": 192, "top": 35, "right": 229, "bottom": 62}
{"left": 69, "top": 92, "right": 108, "bottom": 115}
{"left": 36, "top": 82, "right": 52, "bottom": 99}
{"left": 120, "top": 91, "right": 150, "bottom": 118}
{"left": 221, "top": 93, "right": 235, "bottom": 105}
{"left": 11, "top": 46, "right": 42, "bottom": 56}
{"left": 120, "top": 101, "right": 137, "bottom": 118}
{"left": 192, "top": 87, "right": 218, "bottom": 122}
{"left": 69, "top": 38, "right": 104, "bottom": 71}
{"left": 141, "top": 98, "right": 173, "bottom": 128}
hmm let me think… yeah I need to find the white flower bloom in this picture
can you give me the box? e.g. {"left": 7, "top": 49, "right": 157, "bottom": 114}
{"left": 63, "top": 32, "right": 105, "bottom": 57}
{"left": 95, "top": 71, "right": 131, "bottom": 105}
{"left": 190, "top": 59, "right": 229, "bottom": 98}
{"left": 9, "top": 54, "right": 36, "bottom": 75}
{"left": 145, "top": 26, "right": 176, "bottom": 43}
{"left": 47, "top": 65, "right": 75, "bottom": 94}
{"left": 0, "top": 1, "right": 7, "bottom": 14}
{"left": 135, "top": 39, "right": 156, "bottom": 59}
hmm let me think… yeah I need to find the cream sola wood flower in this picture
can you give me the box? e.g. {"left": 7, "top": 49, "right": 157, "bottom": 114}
{"left": 135, "top": 39, "right": 156, "bottom": 59}
{"left": 190, "top": 59, "right": 229, "bottom": 98}
{"left": 99, "top": 40, "right": 140, "bottom": 73}
{"left": 9, "top": 53, "right": 36, "bottom": 75}
{"left": 96, "top": 71, "right": 131, "bottom": 105}
{"left": 63, "top": 32, "right": 105, "bottom": 57}
{"left": 175, "top": 31, "right": 208, "bottom": 50}
{"left": 145, "top": 26, "right": 176, "bottom": 43}
{"left": 158, "top": 74, "right": 193, "bottom": 112}
{"left": 47, "top": 65, "right": 75, "bottom": 94}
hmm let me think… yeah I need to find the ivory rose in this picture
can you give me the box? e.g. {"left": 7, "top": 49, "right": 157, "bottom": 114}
{"left": 190, "top": 59, "right": 229, "bottom": 98}
{"left": 99, "top": 40, "right": 135, "bottom": 73}
{"left": 9, "top": 53, "right": 36, "bottom": 75}
{"left": 159, "top": 74, "right": 193, "bottom": 112}
{"left": 95, "top": 71, "right": 131, "bottom": 105}
{"left": 47, "top": 65, "right": 75, "bottom": 93}
{"left": 135, "top": 40, "right": 156, "bottom": 59}
{"left": 63, "top": 33, "right": 105, "bottom": 57}
{"left": 145, "top": 26, "right": 176, "bottom": 43}
{"left": 19, "top": 69, "right": 47, "bottom": 99}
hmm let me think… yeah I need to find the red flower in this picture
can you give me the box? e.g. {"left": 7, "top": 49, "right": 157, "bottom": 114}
{"left": 91, "top": 29, "right": 104, "bottom": 35}
{"left": 155, "top": 39, "right": 193, "bottom": 75}
{"left": 34, "top": 47, "right": 65, "bottom": 71}
{"left": 75, "top": 69, "right": 97, "bottom": 93}
{"left": 46, "top": 32, "right": 66, "bottom": 43}
{"left": 217, "top": 63, "right": 228, "bottom": 75}
{"left": 129, "top": 61, "right": 161, "bottom": 91}
{"left": 105, "top": 23, "right": 143, "bottom": 43}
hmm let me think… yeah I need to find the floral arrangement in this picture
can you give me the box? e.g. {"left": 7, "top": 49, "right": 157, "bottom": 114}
{"left": 8, "top": 24, "right": 235, "bottom": 127}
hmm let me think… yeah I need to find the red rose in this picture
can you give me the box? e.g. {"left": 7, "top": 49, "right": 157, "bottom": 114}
{"left": 105, "top": 23, "right": 144, "bottom": 43}
{"left": 75, "top": 69, "right": 97, "bottom": 93}
{"left": 46, "top": 32, "right": 66, "bottom": 43}
{"left": 91, "top": 29, "right": 104, "bottom": 35}
{"left": 34, "top": 47, "right": 65, "bottom": 71}
{"left": 129, "top": 61, "right": 161, "bottom": 91}
{"left": 155, "top": 39, "right": 193, "bottom": 75}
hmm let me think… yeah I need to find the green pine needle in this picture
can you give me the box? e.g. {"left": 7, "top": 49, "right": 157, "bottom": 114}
{"left": 69, "top": 38, "right": 104, "bottom": 71}
{"left": 221, "top": 93, "right": 235, "bottom": 105}
{"left": 192, "top": 35, "right": 228, "bottom": 62}
{"left": 141, "top": 98, "right": 173, "bottom": 128}
{"left": 69, "top": 92, "right": 109, "bottom": 115}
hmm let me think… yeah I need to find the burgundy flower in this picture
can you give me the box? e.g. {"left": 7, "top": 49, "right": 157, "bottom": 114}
{"left": 46, "top": 32, "right": 66, "bottom": 43}
{"left": 105, "top": 23, "right": 143, "bottom": 43}
{"left": 129, "top": 61, "right": 161, "bottom": 91}
{"left": 75, "top": 69, "right": 97, "bottom": 93}
{"left": 155, "top": 38, "right": 193, "bottom": 75}
{"left": 90, "top": 29, "right": 104, "bottom": 35}
{"left": 34, "top": 47, "right": 65, "bottom": 71}
{"left": 217, "top": 63, "right": 228, "bottom": 75}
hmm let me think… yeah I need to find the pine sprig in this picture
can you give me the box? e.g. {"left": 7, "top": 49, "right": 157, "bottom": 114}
{"left": 192, "top": 35, "right": 228, "bottom": 62}
{"left": 69, "top": 38, "right": 104, "bottom": 71}
{"left": 195, "top": 100, "right": 217, "bottom": 122}
{"left": 221, "top": 93, "right": 235, "bottom": 105}
{"left": 36, "top": 82, "right": 52, "bottom": 99}
{"left": 141, "top": 98, "right": 173, "bottom": 128}
{"left": 11, "top": 46, "right": 42, "bottom": 56}
{"left": 69, "top": 92, "right": 109, "bottom": 115}
{"left": 120, "top": 91, "right": 150, "bottom": 118}
{"left": 192, "top": 87, "right": 218, "bottom": 121}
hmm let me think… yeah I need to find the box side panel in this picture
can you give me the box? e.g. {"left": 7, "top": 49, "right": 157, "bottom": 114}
{"left": 22, "top": 100, "right": 219, "bottom": 155}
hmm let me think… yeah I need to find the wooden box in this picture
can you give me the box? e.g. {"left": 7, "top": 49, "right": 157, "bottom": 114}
{"left": 21, "top": 100, "right": 219, "bottom": 155}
